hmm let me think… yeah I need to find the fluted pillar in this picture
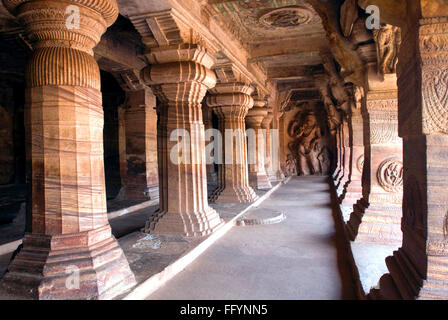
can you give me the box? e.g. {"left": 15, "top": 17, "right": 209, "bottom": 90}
{"left": 246, "top": 101, "right": 272, "bottom": 190}
{"left": 140, "top": 45, "right": 223, "bottom": 236}
{"left": 0, "top": 0, "right": 136, "bottom": 299}
{"left": 207, "top": 83, "right": 258, "bottom": 203}
{"left": 117, "top": 88, "right": 159, "bottom": 200}
{"left": 347, "top": 69, "right": 403, "bottom": 245}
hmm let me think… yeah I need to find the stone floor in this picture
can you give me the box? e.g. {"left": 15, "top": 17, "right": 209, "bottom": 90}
{"left": 146, "top": 176, "right": 356, "bottom": 300}
{"left": 0, "top": 177, "right": 360, "bottom": 300}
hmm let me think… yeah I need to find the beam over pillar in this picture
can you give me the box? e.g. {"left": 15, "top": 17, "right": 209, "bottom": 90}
{"left": 0, "top": 0, "right": 136, "bottom": 299}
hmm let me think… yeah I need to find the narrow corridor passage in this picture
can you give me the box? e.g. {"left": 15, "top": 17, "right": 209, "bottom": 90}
{"left": 148, "top": 176, "right": 356, "bottom": 300}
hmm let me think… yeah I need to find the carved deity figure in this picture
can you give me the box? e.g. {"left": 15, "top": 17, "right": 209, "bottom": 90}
{"left": 325, "top": 102, "right": 342, "bottom": 135}
{"left": 288, "top": 111, "right": 324, "bottom": 176}
{"left": 353, "top": 85, "right": 364, "bottom": 110}
{"left": 284, "top": 154, "right": 297, "bottom": 176}
{"left": 373, "top": 24, "right": 401, "bottom": 75}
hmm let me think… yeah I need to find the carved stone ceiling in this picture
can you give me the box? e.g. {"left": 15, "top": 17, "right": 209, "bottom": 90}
{"left": 206, "top": 0, "right": 330, "bottom": 86}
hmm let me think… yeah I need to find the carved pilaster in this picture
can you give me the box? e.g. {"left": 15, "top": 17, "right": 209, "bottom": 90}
{"left": 0, "top": 0, "right": 136, "bottom": 300}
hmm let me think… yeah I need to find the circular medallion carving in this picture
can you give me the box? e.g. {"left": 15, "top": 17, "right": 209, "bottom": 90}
{"left": 356, "top": 155, "right": 364, "bottom": 174}
{"left": 377, "top": 158, "right": 403, "bottom": 193}
{"left": 259, "top": 7, "right": 313, "bottom": 29}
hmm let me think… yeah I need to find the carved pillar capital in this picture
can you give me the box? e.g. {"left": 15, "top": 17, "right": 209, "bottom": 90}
{"left": 4, "top": 0, "right": 118, "bottom": 54}
{"left": 246, "top": 106, "right": 268, "bottom": 128}
{"left": 261, "top": 110, "right": 274, "bottom": 129}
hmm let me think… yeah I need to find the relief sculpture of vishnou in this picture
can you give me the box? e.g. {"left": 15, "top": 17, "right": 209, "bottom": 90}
{"left": 287, "top": 108, "right": 330, "bottom": 176}
{"left": 0, "top": 0, "right": 447, "bottom": 302}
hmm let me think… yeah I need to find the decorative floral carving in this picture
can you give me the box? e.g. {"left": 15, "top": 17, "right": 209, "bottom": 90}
{"left": 377, "top": 158, "right": 403, "bottom": 193}
{"left": 259, "top": 7, "right": 312, "bottom": 29}
{"left": 423, "top": 66, "right": 448, "bottom": 134}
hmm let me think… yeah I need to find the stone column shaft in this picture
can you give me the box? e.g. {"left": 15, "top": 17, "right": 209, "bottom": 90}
{"left": 337, "top": 118, "right": 351, "bottom": 196}
{"left": 202, "top": 102, "right": 217, "bottom": 185}
{"left": 118, "top": 88, "right": 159, "bottom": 200}
{"left": 262, "top": 111, "right": 277, "bottom": 181}
{"left": 246, "top": 103, "right": 272, "bottom": 190}
{"left": 0, "top": 0, "right": 135, "bottom": 299}
{"left": 207, "top": 83, "right": 258, "bottom": 203}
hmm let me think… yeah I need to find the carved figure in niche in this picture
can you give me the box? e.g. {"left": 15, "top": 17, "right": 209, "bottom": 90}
{"left": 317, "top": 146, "right": 331, "bottom": 175}
{"left": 373, "top": 24, "right": 401, "bottom": 75}
{"left": 315, "top": 78, "right": 342, "bottom": 135}
{"left": 284, "top": 154, "right": 297, "bottom": 176}
{"left": 325, "top": 102, "right": 342, "bottom": 135}
{"left": 288, "top": 110, "right": 324, "bottom": 176}
{"left": 353, "top": 85, "right": 364, "bottom": 110}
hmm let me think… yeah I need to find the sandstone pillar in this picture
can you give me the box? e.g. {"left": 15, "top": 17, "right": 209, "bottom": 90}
{"left": 207, "top": 83, "right": 258, "bottom": 203}
{"left": 203, "top": 102, "right": 218, "bottom": 185}
{"left": 348, "top": 69, "right": 403, "bottom": 245}
{"left": 118, "top": 88, "right": 159, "bottom": 200}
{"left": 333, "top": 125, "right": 343, "bottom": 180}
{"left": 0, "top": 0, "right": 136, "bottom": 299}
{"left": 340, "top": 104, "right": 365, "bottom": 222}
{"left": 375, "top": 3, "right": 448, "bottom": 299}
{"left": 277, "top": 111, "right": 287, "bottom": 179}
{"left": 262, "top": 110, "right": 277, "bottom": 181}
{"left": 140, "top": 45, "right": 223, "bottom": 236}
{"left": 336, "top": 117, "right": 351, "bottom": 196}
{"left": 246, "top": 101, "right": 272, "bottom": 190}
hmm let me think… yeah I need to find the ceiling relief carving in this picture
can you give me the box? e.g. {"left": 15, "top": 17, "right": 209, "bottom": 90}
{"left": 259, "top": 7, "right": 313, "bottom": 29}
{"left": 208, "top": 0, "right": 322, "bottom": 46}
